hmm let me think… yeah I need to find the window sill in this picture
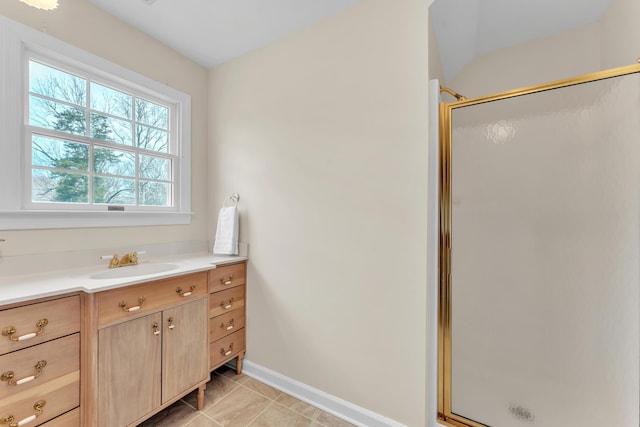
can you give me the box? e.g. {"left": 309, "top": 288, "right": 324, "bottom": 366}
{"left": 0, "top": 211, "right": 193, "bottom": 230}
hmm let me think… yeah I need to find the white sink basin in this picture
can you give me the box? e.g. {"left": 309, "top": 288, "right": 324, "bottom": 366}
{"left": 90, "top": 263, "right": 180, "bottom": 280}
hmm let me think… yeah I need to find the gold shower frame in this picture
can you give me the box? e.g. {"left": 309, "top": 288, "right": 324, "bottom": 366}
{"left": 437, "top": 62, "right": 640, "bottom": 427}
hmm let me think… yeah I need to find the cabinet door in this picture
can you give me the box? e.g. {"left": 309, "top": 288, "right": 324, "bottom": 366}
{"left": 98, "top": 312, "right": 162, "bottom": 427}
{"left": 162, "top": 298, "right": 208, "bottom": 402}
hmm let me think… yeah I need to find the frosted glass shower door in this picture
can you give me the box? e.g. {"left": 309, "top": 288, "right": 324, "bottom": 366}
{"left": 440, "top": 71, "right": 640, "bottom": 427}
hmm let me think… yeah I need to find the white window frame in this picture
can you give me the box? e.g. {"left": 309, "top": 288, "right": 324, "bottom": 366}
{"left": 0, "top": 17, "right": 192, "bottom": 230}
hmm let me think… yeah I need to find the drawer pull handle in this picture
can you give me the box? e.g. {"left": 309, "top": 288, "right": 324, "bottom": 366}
{"left": 1, "top": 361, "right": 47, "bottom": 386}
{"left": 220, "top": 276, "right": 233, "bottom": 286}
{"left": 119, "top": 297, "right": 146, "bottom": 312}
{"left": 167, "top": 317, "right": 175, "bottom": 330}
{"left": 220, "top": 298, "right": 234, "bottom": 310}
{"left": 2, "top": 319, "right": 48, "bottom": 342}
{"left": 152, "top": 322, "right": 161, "bottom": 336}
{"left": 220, "top": 319, "right": 235, "bottom": 331}
{"left": 176, "top": 285, "right": 196, "bottom": 297}
{"left": 220, "top": 343, "right": 234, "bottom": 357}
{"left": 1, "top": 400, "right": 46, "bottom": 426}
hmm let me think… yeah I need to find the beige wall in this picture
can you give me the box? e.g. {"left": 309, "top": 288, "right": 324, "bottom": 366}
{"left": 449, "top": 0, "right": 640, "bottom": 99}
{"left": 450, "top": 23, "right": 601, "bottom": 99}
{"left": 209, "top": 0, "right": 429, "bottom": 425}
{"left": 428, "top": 14, "right": 446, "bottom": 85}
{"left": 601, "top": 0, "right": 640, "bottom": 69}
{"left": 0, "top": 0, "right": 209, "bottom": 256}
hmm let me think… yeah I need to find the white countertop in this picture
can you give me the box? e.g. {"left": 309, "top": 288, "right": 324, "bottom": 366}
{"left": 0, "top": 252, "right": 247, "bottom": 306}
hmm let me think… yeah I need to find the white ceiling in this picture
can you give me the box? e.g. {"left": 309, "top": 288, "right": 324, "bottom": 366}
{"left": 430, "top": 0, "right": 613, "bottom": 82}
{"left": 88, "top": 0, "right": 614, "bottom": 78}
{"left": 88, "top": 0, "right": 361, "bottom": 69}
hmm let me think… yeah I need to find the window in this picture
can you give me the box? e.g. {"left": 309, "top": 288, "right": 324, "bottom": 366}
{"left": 0, "top": 17, "right": 192, "bottom": 229}
{"left": 28, "top": 59, "right": 174, "bottom": 209}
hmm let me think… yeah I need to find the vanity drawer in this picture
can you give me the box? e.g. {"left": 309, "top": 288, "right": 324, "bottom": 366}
{"left": 0, "top": 334, "right": 79, "bottom": 399}
{"left": 97, "top": 272, "right": 208, "bottom": 328}
{"left": 209, "top": 262, "right": 246, "bottom": 293}
{"left": 0, "top": 370, "right": 79, "bottom": 426}
{"left": 209, "top": 286, "right": 245, "bottom": 318}
{"left": 41, "top": 407, "right": 80, "bottom": 426}
{"left": 0, "top": 296, "right": 80, "bottom": 356}
{"left": 210, "top": 330, "right": 245, "bottom": 369}
{"left": 209, "top": 310, "right": 245, "bottom": 342}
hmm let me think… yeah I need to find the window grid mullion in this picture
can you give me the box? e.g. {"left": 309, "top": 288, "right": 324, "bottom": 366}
{"left": 129, "top": 114, "right": 135, "bottom": 149}
{"left": 85, "top": 77, "right": 91, "bottom": 138}
{"left": 89, "top": 143, "right": 95, "bottom": 205}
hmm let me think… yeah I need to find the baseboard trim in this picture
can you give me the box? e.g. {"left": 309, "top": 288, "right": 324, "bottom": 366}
{"left": 241, "top": 359, "right": 407, "bottom": 427}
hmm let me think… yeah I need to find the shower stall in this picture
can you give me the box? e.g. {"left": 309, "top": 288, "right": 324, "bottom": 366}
{"left": 436, "top": 64, "right": 640, "bottom": 427}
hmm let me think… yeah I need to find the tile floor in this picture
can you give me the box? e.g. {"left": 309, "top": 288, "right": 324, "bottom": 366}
{"left": 137, "top": 366, "right": 355, "bottom": 427}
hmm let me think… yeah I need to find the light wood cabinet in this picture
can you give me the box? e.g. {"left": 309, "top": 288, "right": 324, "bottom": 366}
{"left": 208, "top": 262, "right": 247, "bottom": 373}
{"left": 95, "top": 272, "right": 207, "bottom": 329}
{"left": 0, "top": 296, "right": 80, "bottom": 355}
{"left": 162, "top": 300, "right": 208, "bottom": 401}
{"left": 0, "top": 295, "right": 80, "bottom": 427}
{"left": 97, "top": 313, "right": 161, "bottom": 427}
{"left": 84, "top": 273, "right": 209, "bottom": 427}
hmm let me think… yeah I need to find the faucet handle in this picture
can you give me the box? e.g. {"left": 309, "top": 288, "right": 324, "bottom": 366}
{"left": 100, "top": 254, "right": 120, "bottom": 268}
{"left": 109, "top": 254, "right": 119, "bottom": 268}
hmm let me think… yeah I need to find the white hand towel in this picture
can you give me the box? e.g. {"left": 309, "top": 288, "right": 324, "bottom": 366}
{"left": 213, "top": 206, "right": 239, "bottom": 255}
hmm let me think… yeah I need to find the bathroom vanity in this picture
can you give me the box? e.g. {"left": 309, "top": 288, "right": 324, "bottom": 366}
{"left": 85, "top": 271, "right": 210, "bottom": 427}
{"left": 0, "top": 255, "right": 247, "bottom": 427}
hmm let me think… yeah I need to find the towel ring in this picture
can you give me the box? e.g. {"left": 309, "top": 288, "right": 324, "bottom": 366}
{"left": 223, "top": 193, "right": 240, "bottom": 207}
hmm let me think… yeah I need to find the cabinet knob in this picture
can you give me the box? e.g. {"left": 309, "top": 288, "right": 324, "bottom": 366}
{"left": 1, "top": 319, "right": 48, "bottom": 342}
{"left": 167, "top": 317, "right": 175, "bottom": 330}
{"left": 0, "top": 360, "right": 47, "bottom": 386}
{"left": 0, "top": 399, "right": 46, "bottom": 426}
{"left": 119, "top": 297, "right": 146, "bottom": 312}
{"left": 175, "top": 285, "right": 196, "bottom": 297}
{"left": 220, "top": 275, "right": 233, "bottom": 286}
{"left": 152, "top": 322, "right": 161, "bottom": 336}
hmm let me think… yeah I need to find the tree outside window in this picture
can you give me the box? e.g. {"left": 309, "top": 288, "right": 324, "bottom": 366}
{"left": 28, "top": 60, "right": 173, "bottom": 207}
